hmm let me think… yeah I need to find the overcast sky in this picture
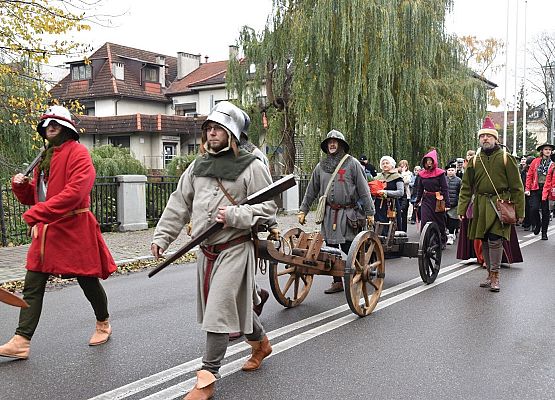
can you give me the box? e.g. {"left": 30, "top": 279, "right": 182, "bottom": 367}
{"left": 56, "top": 0, "right": 555, "bottom": 108}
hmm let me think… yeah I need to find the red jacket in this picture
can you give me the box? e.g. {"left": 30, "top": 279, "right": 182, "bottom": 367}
{"left": 543, "top": 163, "right": 555, "bottom": 201}
{"left": 525, "top": 157, "right": 553, "bottom": 192}
{"left": 12, "top": 140, "right": 116, "bottom": 279}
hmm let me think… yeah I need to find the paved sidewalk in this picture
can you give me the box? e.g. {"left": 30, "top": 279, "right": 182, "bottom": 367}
{"left": 0, "top": 213, "right": 318, "bottom": 284}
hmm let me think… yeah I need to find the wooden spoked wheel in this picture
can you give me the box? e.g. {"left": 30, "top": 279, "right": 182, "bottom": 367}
{"left": 418, "top": 221, "right": 442, "bottom": 284}
{"left": 269, "top": 228, "right": 314, "bottom": 308}
{"left": 344, "top": 230, "right": 385, "bottom": 317}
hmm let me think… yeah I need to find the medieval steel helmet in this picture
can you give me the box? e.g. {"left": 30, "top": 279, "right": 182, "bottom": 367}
{"left": 320, "top": 129, "right": 350, "bottom": 154}
{"left": 36, "top": 105, "right": 79, "bottom": 139}
{"left": 202, "top": 101, "right": 243, "bottom": 141}
{"left": 241, "top": 109, "right": 251, "bottom": 137}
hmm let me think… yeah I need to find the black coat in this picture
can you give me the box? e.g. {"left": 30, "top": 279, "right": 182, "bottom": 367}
{"left": 446, "top": 175, "right": 462, "bottom": 208}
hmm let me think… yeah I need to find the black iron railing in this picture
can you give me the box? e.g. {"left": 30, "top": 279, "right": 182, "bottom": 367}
{"left": 0, "top": 174, "right": 310, "bottom": 246}
{"left": 90, "top": 177, "right": 119, "bottom": 231}
{"left": 273, "top": 174, "right": 310, "bottom": 204}
{"left": 296, "top": 174, "right": 311, "bottom": 206}
{"left": 145, "top": 175, "right": 179, "bottom": 225}
{"left": 0, "top": 181, "right": 30, "bottom": 246}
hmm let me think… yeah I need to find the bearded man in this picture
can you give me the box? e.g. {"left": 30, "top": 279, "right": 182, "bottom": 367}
{"left": 457, "top": 117, "right": 524, "bottom": 292}
{"left": 298, "top": 130, "right": 375, "bottom": 294}
{"left": 151, "top": 101, "right": 277, "bottom": 399}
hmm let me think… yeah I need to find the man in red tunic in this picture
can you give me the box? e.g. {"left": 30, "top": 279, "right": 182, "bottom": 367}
{"left": 0, "top": 106, "right": 117, "bottom": 360}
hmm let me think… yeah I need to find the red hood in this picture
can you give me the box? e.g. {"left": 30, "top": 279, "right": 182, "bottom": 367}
{"left": 420, "top": 149, "right": 445, "bottom": 179}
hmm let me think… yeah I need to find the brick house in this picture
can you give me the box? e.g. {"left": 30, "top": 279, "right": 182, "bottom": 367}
{"left": 50, "top": 43, "right": 237, "bottom": 170}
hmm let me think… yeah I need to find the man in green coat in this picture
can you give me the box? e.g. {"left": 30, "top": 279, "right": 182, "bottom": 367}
{"left": 457, "top": 117, "right": 524, "bottom": 292}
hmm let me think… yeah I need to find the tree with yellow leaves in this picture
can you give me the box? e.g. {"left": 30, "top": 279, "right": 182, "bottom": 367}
{"left": 0, "top": 0, "right": 110, "bottom": 179}
{"left": 458, "top": 35, "right": 504, "bottom": 108}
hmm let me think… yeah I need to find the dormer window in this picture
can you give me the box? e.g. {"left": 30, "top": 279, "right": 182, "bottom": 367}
{"left": 144, "top": 66, "right": 158, "bottom": 82}
{"left": 71, "top": 64, "right": 91, "bottom": 80}
{"left": 112, "top": 62, "right": 124, "bottom": 80}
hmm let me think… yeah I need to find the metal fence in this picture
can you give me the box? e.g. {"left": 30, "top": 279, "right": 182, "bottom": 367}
{"left": 146, "top": 175, "right": 179, "bottom": 225}
{"left": 271, "top": 174, "right": 310, "bottom": 203}
{"left": 296, "top": 174, "right": 311, "bottom": 206}
{"left": 0, "top": 181, "right": 30, "bottom": 246}
{"left": 1, "top": 174, "right": 311, "bottom": 246}
{"left": 91, "top": 177, "right": 119, "bottom": 231}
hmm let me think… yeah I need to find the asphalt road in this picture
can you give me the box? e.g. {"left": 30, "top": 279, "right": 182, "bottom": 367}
{"left": 1, "top": 226, "right": 554, "bottom": 400}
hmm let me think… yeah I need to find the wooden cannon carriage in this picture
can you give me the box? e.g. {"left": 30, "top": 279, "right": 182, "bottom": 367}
{"left": 258, "top": 198, "right": 443, "bottom": 317}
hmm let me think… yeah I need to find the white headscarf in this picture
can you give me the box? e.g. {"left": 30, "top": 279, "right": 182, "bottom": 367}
{"left": 380, "top": 155, "right": 396, "bottom": 169}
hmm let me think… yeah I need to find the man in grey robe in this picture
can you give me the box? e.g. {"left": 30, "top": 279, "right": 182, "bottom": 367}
{"left": 298, "top": 130, "right": 375, "bottom": 293}
{"left": 151, "top": 101, "right": 277, "bottom": 400}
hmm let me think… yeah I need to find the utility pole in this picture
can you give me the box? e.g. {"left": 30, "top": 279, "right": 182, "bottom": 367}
{"left": 522, "top": 0, "right": 527, "bottom": 155}
{"left": 546, "top": 62, "right": 555, "bottom": 145}
{"left": 503, "top": 0, "right": 510, "bottom": 145}
{"left": 512, "top": 0, "right": 519, "bottom": 156}
{"left": 551, "top": 63, "right": 555, "bottom": 144}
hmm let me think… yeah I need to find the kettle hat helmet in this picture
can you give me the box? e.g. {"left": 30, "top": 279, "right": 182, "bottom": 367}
{"left": 37, "top": 105, "right": 78, "bottom": 139}
{"left": 202, "top": 101, "right": 243, "bottom": 141}
{"left": 320, "top": 129, "right": 350, "bottom": 154}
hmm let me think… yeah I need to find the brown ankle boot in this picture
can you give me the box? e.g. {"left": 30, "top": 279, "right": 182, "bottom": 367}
{"left": 479, "top": 271, "right": 492, "bottom": 288}
{"left": 242, "top": 336, "right": 272, "bottom": 371}
{"left": 324, "top": 281, "right": 344, "bottom": 294}
{"left": 489, "top": 271, "right": 500, "bottom": 292}
{"left": 253, "top": 288, "right": 269, "bottom": 316}
{"left": 0, "top": 334, "right": 30, "bottom": 359}
{"left": 184, "top": 370, "right": 216, "bottom": 400}
{"left": 89, "top": 319, "right": 112, "bottom": 346}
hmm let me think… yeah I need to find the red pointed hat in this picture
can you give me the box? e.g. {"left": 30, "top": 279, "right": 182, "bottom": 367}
{"left": 478, "top": 116, "right": 498, "bottom": 140}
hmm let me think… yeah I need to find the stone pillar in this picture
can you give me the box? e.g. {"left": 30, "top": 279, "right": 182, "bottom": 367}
{"left": 281, "top": 175, "right": 300, "bottom": 214}
{"left": 116, "top": 175, "right": 148, "bottom": 231}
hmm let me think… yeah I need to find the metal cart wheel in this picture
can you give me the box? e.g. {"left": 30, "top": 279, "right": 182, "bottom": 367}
{"left": 418, "top": 221, "right": 442, "bottom": 284}
{"left": 344, "top": 230, "right": 385, "bottom": 317}
{"left": 269, "top": 228, "right": 313, "bottom": 308}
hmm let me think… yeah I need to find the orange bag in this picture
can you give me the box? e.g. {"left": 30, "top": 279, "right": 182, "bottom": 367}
{"left": 368, "top": 180, "right": 386, "bottom": 196}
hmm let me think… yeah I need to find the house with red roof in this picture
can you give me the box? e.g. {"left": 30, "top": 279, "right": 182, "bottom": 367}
{"left": 50, "top": 43, "right": 239, "bottom": 170}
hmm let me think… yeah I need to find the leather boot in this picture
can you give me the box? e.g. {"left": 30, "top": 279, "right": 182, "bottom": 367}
{"left": 489, "top": 271, "right": 500, "bottom": 292}
{"left": 184, "top": 370, "right": 216, "bottom": 400}
{"left": 486, "top": 238, "right": 503, "bottom": 293}
{"left": 253, "top": 288, "right": 270, "bottom": 316}
{"left": 242, "top": 335, "right": 272, "bottom": 371}
{"left": 89, "top": 319, "right": 112, "bottom": 346}
{"left": 324, "top": 281, "right": 344, "bottom": 294}
{"left": 0, "top": 334, "right": 30, "bottom": 359}
{"left": 479, "top": 270, "right": 492, "bottom": 288}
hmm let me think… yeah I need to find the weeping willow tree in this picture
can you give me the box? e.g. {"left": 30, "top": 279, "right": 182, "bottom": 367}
{"left": 0, "top": 0, "right": 116, "bottom": 179}
{"left": 227, "top": 0, "right": 488, "bottom": 173}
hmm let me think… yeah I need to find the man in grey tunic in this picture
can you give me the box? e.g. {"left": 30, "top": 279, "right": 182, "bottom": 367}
{"left": 298, "top": 130, "right": 375, "bottom": 293}
{"left": 151, "top": 101, "right": 277, "bottom": 400}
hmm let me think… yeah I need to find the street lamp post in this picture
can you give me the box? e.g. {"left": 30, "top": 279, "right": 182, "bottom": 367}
{"left": 551, "top": 68, "right": 555, "bottom": 144}
{"left": 542, "top": 62, "right": 555, "bottom": 145}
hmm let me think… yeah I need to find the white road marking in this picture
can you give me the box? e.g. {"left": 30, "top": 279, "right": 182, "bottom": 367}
{"left": 139, "top": 265, "right": 480, "bottom": 400}
{"left": 88, "top": 262, "right": 469, "bottom": 400}
{"left": 523, "top": 224, "right": 555, "bottom": 238}
{"left": 89, "top": 231, "right": 550, "bottom": 400}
